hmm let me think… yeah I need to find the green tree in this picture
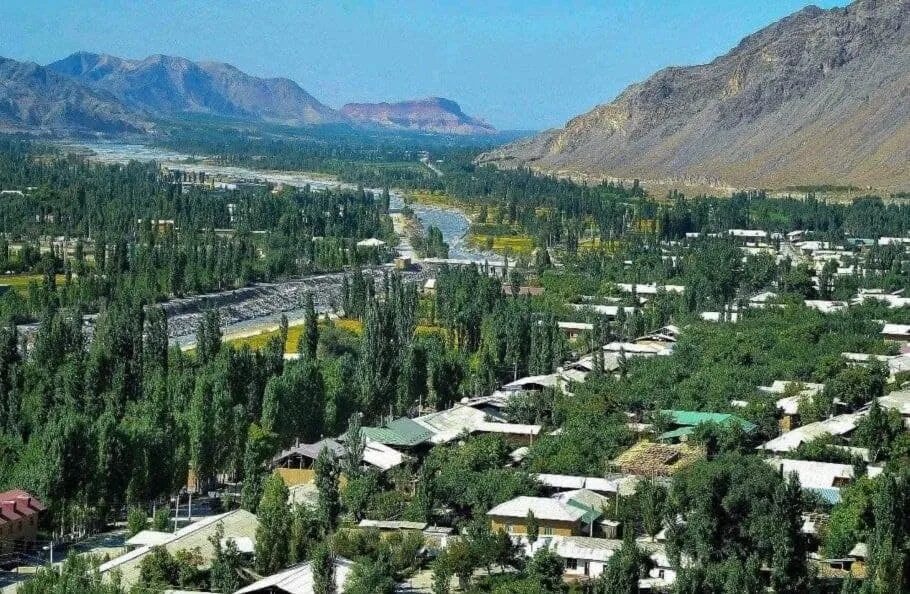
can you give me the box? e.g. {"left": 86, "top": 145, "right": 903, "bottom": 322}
{"left": 254, "top": 474, "right": 291, "bottom": 574}
{"left": 310, "top": 541, "right": 336, "bottom": 594}
{"left": 595, "top": 535, "right": 646, "bottom": 594}
{"left": 526, "top": 510, "right": 539, "bottom": 544}
{"left": 315, "top": 446, "right": 340, "bottom": 533}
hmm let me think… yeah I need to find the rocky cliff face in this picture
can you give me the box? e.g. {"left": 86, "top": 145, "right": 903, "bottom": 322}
{"left": 0, "top": 57, "right": 145, "bottom": 133}
{"left": 48, "top": 52, "right": 346, "bottom": 126}
{"left": 480, "top": 0, "right": 910, "bottom": 190}
{"left": 341, "top": 97, "right": 496, "bottom": 135}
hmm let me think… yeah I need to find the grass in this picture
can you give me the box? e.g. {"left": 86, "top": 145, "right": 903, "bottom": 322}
{"left": 467, "top": 233, "right": 534, "bottom": 255}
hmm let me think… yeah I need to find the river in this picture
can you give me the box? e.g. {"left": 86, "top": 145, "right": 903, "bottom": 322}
{"left": 64, "top": 141, "right": 486, "bottom": 260}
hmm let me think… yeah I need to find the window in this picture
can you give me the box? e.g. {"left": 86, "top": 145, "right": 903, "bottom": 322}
{"left": 565, "top": 558, "right": 577, "bottom": 570}
{"left": 506, "top": 524, "right": 515, "bottom": 534}
{"left": 542, "top": 526, "right": 554, "bottom": 536}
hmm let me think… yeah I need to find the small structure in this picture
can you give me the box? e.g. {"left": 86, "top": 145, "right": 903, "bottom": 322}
{"left": 612, "top": 441, "right": 703, "bottom": 477}
{"left": 356, "top": 237, "right": 386, "bottom": 248}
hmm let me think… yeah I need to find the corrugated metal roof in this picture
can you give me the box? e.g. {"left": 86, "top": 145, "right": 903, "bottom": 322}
{"left": 361, "top": 417, "right": 434, "bottom": 446}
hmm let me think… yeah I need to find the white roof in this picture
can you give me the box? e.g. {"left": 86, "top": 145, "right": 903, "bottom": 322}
{"left": 358, "top": 520, "right": 427, "bottom": 530}
{"left": 882, "top": 323, "right": 910, "bottom": 338}
{"left": 535, "top": 474, "right": 585, "bottom": 490}
{"left": 879, "top": 390, "right": 910, "bottom": 416}
{"left": 759, "top": 412, "right": 865, "bottom": 452}
{"left": 125, "top": 530, "right": 174, "bottom": 547}
{"left": 615, "top": 283, "right": 685, "bottom": 295}
{"left": 487, "top": 496, "right": 587, "bottom": 522}
{"left": 767, "top": 458, "right": 854, "bottom": 489}
{"left": 423, "top": 278, "right": 437, "bottom": 289}
{"left": 555, "top": 536, "right": 624, "bottom": 562}
{"left": 503, "top": 374, "right": 560, "bottom": 390}
{"left": 362, "top": 439, "right": 406, "bottom": 471}
{"left": 804, "top": 300, "right": 848, "bottom": 313}
{"left": 849, "top": 543, "right": 868, "bottom": 558}
{"left": 729, "top": 229, "right": 768, "bottom": 238}
{"left": 235, "top": 557, "right": 355, "bottom": 594}
{"left": 356, "top": 237, "right": 386, "bottom": 247}
{"left": 700, "top": 311, "right": 740, "bottom": 322}
{"left": 759, "top": 380, "right": 825, "bottom": 395}
{"left": 558, "top": 321, "right": 595, "bottom": 331}
{"left": 568, "top": 303, "right": 638, "bottom": 317}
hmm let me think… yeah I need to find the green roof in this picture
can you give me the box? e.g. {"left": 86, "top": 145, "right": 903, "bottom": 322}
{"left": 565, "top": 499, "right": 602, "bottom": 525}
{"left": 361, "top": 417, "right": 434, "bottom": 446}
{"left": 660, "top": 410, "right": 757, "bottom": 433}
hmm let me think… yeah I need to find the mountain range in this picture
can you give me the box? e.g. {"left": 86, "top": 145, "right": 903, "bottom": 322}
{"left": 479, "top": 0, "right": 910, "bottom": 191}
{"left": 0, "top": 52, "right": 495, "bottom": 135}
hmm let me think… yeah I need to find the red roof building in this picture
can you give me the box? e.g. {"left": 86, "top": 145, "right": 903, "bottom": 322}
{"left": 0, "top": 490, "right": 46, "bottom": 551}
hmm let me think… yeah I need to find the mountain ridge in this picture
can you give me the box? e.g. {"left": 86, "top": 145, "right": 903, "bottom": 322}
{"left": 341, "top": 97, "right": 497, "bottom": 135}
{"left": 478, "top": 0, "right": 910, "bottom": 191}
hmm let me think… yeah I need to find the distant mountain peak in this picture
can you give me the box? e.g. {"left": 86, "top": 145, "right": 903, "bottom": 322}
{"left": 47, "top": 52, "right": 346, "bottom": 126}
{"left": 341, "top": 96, "right": 496, "bottom": 135}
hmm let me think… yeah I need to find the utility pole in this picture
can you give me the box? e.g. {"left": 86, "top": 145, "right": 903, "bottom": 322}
{"left": 188, "top": 491, "right": 192, "bottom": 524}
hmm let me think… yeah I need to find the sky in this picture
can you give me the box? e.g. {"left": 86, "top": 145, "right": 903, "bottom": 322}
{"left": 0, "top": 1, "right": 848, "bottom": 130}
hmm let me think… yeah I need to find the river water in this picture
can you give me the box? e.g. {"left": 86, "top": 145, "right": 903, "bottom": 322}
{"left": 65, "top": 141, "right": 486, "bottom": 260}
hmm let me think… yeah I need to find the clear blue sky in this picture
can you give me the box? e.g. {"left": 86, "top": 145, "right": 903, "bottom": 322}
{"left": 0, "top": 0, "right": 847, "bottom": 130}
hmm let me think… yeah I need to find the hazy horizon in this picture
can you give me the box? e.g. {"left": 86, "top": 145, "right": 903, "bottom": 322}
{"left": 1, "top": 0, "right": 848, "bottom": 130}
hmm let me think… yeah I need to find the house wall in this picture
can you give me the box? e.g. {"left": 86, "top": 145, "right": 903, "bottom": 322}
{"left": 0, "top": 514, "right": 39, "bottom": 553}
{"left": 489, "top": 516, "right": 579, "bottom": 537}
{"left": 564, "top": 558, "right": 607, "bottom": 579}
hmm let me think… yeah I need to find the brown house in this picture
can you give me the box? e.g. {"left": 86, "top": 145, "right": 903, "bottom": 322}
{"left": 487, "top": 496, "right": 594, "bottom": 538}
{"left": 0, "top": 490, "right": 46, "bottom": 552}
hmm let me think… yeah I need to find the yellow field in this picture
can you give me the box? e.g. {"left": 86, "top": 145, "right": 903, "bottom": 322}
{"left": 223, "top": 318, "right": 445, "bottom": 354}
{"left": 0, "top": 274, "right": 68, "bottom": 293}
{"left": 468, "top": 233, "right": 534, "bottom": 255}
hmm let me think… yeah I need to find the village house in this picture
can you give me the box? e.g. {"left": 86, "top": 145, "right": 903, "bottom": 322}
{"left": 758, "top": 380, "right": 826, "bottom": 432}
{"left": 554, "top": 536, "right": 677, "bottom": 588}
{"left": 0, "top": 490, "right": 46, "bottom": 553}
{"left": 487, "top": 496, "right": 601, "bottom": 539}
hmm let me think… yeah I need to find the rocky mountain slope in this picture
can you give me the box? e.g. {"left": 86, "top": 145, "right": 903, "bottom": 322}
{"left": 341, "top": 97, "right": 496, "bottom": 135}
{"left": 479, "top": 0, "right": 910, "bottom": 190}
{"left": 48, "top": 52, "right": 346, "bottom": 126}
{"left": 0, "top": 57, "right": 145, "bottom": 133}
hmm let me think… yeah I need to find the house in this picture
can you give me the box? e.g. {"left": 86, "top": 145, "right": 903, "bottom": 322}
{"left": 567, "top": 303, "right": 638, "bottom": 319}
{"left": 235, "top": 556, "right": 356, "bottom": 594}
{"left": 99, "top": 509, "right": 259, "bottom": 587}
{"left": 656, "top": 410, "right": 756, "bottom": 442}
{"left": 487, "top": 496, "right": 599, "bottom": 538}
{"left": 881, "top": 323, "right": 910, "bottom": 342}
{"left": 767, "top": 458, "right": 855, "bottom": 504}
{"left": 759, "top": 412, "right": 865, "bottom": 453}
{"left": 758, "top": 381, "right": 826, "bottom": 431}
{"left": 273, "top": 437, "right": 406, "bottom": 477}
{"left": 611, "top": 441, "right": 703, "bottom": 477}
{"left": 0, "top": 490, "right": 46, "bottom": 552}
{"left": 557, "top": 321, "right": 594, "bottom": 341}
{"left": 413, "top": 404, "right": 541, "bottom": 446}
{"left": 555, "top": 537, "right": 676, "bottom": 587}
{"left": 878, "top": 390, "right": 910, "bottom": 427}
